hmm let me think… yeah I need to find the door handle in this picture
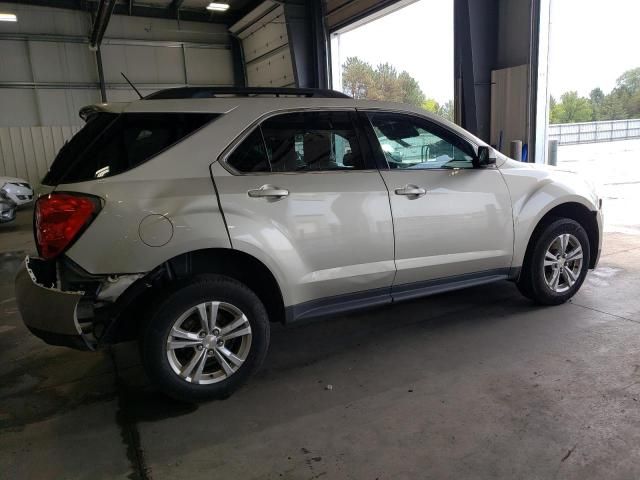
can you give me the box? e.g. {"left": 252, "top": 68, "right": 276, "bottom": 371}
{"left": 247, "top": 184, "right": 289, "bottom": 199}
{"left": 394, "top": 184, "right": 426, "bottom": 197}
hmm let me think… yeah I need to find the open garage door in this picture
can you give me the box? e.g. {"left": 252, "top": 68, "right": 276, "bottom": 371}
{"left": 329, "top": 0, "right": 454, "bottom": 122}
{"left": 325, "top": 0, "right": 411, "bottom": 32}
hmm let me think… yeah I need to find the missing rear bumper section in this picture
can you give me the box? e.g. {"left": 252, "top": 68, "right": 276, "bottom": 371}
{"left": 15, "top": 257, "right": 91, "bottom": 350}
{"left": 15, "top": 257, "right": 146, "bottom": 351}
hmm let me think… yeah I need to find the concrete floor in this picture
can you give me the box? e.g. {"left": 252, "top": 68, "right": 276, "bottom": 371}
{"left": 2, "top": 155, "right": 640, "bottom": 478}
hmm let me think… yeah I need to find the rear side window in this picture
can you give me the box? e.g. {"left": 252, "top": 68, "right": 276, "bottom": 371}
{"left": 43, "top": 112, "right": 217, "bottom": 185}
{"left": 225, "top": 111, "right": 365, "bottom": 173}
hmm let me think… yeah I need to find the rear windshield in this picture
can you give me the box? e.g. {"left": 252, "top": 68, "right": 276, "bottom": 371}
{"left": 42, "top": 112, "right": 218, "bottom": 185}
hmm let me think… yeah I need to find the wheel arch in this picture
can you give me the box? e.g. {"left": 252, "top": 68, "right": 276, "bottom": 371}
{"left": 107, "top": 248, "right": 286, "bottom": 343}
{"left": 519, "top": 202, "right": 600, "bottom": 274}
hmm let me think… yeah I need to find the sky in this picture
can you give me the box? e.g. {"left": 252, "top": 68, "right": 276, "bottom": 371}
{"left": 332, "top": 0, "right": 454, "bottom": 105}
{"left": 549, "top": 0, "right": 640, "bottom": 98}
{"left": 332, "top": 0, "right": 640, "bottom": 103}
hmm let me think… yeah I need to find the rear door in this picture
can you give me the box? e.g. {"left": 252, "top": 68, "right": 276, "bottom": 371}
{"left": 210, "top": 110, "right": 395, "bottom": 316}
{"left": 361, "top": 111, "right": 514, "bottom": 296}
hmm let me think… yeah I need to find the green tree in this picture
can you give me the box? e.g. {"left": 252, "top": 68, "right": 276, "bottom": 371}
{"left": 438, "top": 99, "right": 454, "bottom": 121}
{"left": 341, "top": 56, "right": 428, "bottom": 107}
{"left": 615, "top": 67, "right": 640, "bottom": 96}
{"left": 370, "top": 62, "right": 402, "bottom": 102}
{"left": 341, "top": 57, "right": 375, "bottom": 99}
{"left": 398, "top": 71, "right": 425, "bottom": 107}
{"left": 600, "top": 92, "right": 629, "bottom": 120}
{"left": 614, "top": 67, "right": 640, "bottom": 118}
{"left": 589, "top": 88, "right": 605, "bottom": 121}
{"left": 422, "top": 98, "right": 440, "bottom": 114}
{"left": 550, "top": 91, "right": 593, "bottom": 124}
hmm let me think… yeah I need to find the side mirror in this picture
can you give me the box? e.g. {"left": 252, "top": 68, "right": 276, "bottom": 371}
{"left": 473, "top": 146, "right": 496, "bottom": 167}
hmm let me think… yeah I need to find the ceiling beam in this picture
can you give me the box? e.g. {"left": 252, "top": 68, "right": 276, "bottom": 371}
{"left": 89, "top": 0, "right": 117, "bottom": 49}
{"left": 169, "top": 0, "right": 186, "bottom": 18}
{"left": 14, "top": 0, "right": 244, "bottom": 24}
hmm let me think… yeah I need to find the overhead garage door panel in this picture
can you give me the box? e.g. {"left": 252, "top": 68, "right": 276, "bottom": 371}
{"left": 246, "top": 47, "right": 294, "bottom": 87}
{"left": 231, "top": 3, "right": 295, "bottom": 87}
{"left": 240, "top": 7, "right": 289, "bottom": 63}
{"left": 325, "top": 0, "right": 402, "bottom": 31}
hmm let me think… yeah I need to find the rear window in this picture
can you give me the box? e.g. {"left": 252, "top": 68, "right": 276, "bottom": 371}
{"left": 42, "top": 112, "right": 218, "bottom": 185}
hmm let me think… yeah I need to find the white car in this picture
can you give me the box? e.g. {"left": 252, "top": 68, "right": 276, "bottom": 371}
{"left": 0, "top": 177, "right": 34, "bottom": 206}
{"left": 15, "top": 87, "right": 603, "bottom": 402}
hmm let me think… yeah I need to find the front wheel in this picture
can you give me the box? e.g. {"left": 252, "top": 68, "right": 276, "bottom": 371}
{"left": 517, "top": 218, "right": 590, "bottom": 305}
{"left": 141, "top": 275, "right": 270, "bottom": 402}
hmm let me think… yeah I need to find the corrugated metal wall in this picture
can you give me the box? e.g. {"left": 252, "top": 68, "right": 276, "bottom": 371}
{"left": 0, "top": 126, "right": 80, "bottom": 185}
{"left": 0, "top": 1, "right": 234, "bottom": 185}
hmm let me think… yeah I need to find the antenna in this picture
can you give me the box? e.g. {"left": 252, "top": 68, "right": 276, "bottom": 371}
{"left": 121, "top": 72, "right": 143, "bottom": 99}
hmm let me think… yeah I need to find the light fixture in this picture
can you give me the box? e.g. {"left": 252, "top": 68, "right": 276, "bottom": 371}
{"left": 0, "top": 13, "right": 17, "bottom": 22}
{"left": 206, "top": 3, "right": 229, "bottom": 12}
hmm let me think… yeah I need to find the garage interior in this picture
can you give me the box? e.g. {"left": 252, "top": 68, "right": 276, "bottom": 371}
{"left": 1, "top": 0, "right": 639, "bottom": 478}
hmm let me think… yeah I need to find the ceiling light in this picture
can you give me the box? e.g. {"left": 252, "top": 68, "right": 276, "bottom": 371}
{"left": 0, "top": 13, "right": 17, "bottom": 22}
{"left": 207, "top": 3, "right": 229, "bottom": 11}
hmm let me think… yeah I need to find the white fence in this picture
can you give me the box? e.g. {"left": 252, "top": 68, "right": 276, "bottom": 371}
{"left": 0, "top": 125, "right": 81, "bottom": 186}
{"left": 548, "top": 118, "right": 640, "bottom": 145}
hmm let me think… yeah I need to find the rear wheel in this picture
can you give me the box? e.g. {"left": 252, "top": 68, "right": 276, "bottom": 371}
{"left": 141, "top": 275, "right": 269, "bottom": 402}
{"left": 517, "top": 218, "right": 590, "bottom": 305}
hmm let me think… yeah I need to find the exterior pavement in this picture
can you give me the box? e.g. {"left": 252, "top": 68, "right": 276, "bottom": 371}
{"left": 1, "top": 143, "right": 639, "bottom": 479}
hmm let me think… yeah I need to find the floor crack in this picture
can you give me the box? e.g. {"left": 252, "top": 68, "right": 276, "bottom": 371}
{"left": 108, "top": 347, "right": 152, "bottom": 480}
{"left": 569, "top": 301, "right": 640, "bottom": 325}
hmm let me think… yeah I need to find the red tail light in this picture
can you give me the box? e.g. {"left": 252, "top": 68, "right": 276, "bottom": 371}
{"left": 35, "top": 193, "right": 101, "bottom": 260}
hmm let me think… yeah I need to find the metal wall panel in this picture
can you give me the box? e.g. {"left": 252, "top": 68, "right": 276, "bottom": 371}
{"left": 35, "top": 89, "right": 101, "bottom": 125}
{"left": 29, "top": 41, "right": 98, "bottom": 83}
{"left": 0, "top": 2, "right": 235, "bottom": 183}
{"left": 101, "top": 43, "right": 186, "bottom": 84}
{"left": 0, "top": 90, "right": 39, "bottom": 126}
{"left": 184, "top": 47, "right": 234, "bottom": 85}
{"left": 0, "top": 40, "right": 33, "bottom": 81}
{"left": 0, "top": 2, "right": 89, "bottom": 36}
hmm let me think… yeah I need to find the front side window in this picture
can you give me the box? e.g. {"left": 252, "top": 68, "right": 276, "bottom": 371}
{"left": 368, "top": 113, "right": 474, "bottom": 170}
{"left": 225, "top": 111, "right": 365, "bottom": 173}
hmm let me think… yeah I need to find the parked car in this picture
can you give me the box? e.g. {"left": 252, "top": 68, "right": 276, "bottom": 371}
{"left": 0, "top": 190, "right": 16, "bottom": 223}
{"left": 0, "top": 177, "right": 34, "bottom": 206}
{"left": 15, "top": 87, "right": 602, "bottom": 402}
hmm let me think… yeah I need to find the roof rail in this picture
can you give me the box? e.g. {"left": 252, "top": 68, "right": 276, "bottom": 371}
{"left": 145, "top": 87, "right": 352, "bottom": 100}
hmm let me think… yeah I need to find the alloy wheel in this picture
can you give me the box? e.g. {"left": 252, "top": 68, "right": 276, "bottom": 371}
{"left": 542, "top": 233, "right": 584, "bottom": 293}
{"left": 166, "top": 301, "right": 252, "bottom": 384}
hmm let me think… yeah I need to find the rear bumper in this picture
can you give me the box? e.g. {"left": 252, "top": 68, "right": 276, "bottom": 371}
{"left": 15, "top": 257, "right": 92, "bottom": 350}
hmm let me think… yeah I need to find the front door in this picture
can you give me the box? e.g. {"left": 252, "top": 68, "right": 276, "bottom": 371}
{"left": 363, "top": 111, "right": 514, "bottom": 294}
{"left": 211, "top": 110, "right": 395, "bottom": 313}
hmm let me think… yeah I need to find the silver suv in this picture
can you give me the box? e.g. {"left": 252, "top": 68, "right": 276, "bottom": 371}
{"left": 16, "top": 87, "right": 602, "bottom": 402}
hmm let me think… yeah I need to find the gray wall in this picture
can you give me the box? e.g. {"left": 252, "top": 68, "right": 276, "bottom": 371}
{"left": 496, "top": 0, "right": 532, "bottom": 69}
{"left": 0, "top": 2, "right": 234, "bottom": 184}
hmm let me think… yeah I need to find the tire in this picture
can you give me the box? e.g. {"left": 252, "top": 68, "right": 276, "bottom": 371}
{"left": 517, "top": 218, "right": 590, "bottom": 305}
{"left": 141, "top": 274, "right": 270, "bottom": 402}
